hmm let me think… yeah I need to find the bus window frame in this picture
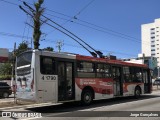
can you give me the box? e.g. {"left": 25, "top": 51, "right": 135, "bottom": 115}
{"left": 130, "top": 67, "right": 143, "bottom": 83}
{"left": 77, "top": 60, "right": 96, "bottom": 78}
{"left": 96, "top": 63, "right": 111, "bottom": 78}
{"left": 40, "top": 56, "right": 56, "bottom": 75}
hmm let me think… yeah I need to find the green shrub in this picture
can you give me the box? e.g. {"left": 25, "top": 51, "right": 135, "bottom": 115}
{"left": 0, "top": 75, "right": 12, "bottom": 80}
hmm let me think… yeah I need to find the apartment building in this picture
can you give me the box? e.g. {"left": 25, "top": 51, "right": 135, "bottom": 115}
{"left": 141, "top": 18, "right": 160, "bottom": 66}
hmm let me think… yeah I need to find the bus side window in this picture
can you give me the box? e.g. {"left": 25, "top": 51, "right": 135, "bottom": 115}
{"left": 40, "top": 56, "right": 55, "bottom": 75}
{"left": 96, "top": 64, "right": 111, "bottom": 78}
{"left": 77, "top": 61, "right": 95, "bottom": 78}
{"left": 123, "top": 66, "right": 131, "bottom": 82}
{"left": 131, "top": 67, "right": 142, "bottom": 82}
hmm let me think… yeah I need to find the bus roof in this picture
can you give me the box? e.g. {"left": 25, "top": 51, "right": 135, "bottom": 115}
{"left": 76, "top": 54, "right": 148, "bottom": 68}
{"left": 30, "top": 49, "right": 148, "bottom": 68}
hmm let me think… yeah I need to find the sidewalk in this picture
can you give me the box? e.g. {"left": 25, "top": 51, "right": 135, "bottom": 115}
{"left": 0, "top": 99, "right": 34, "bottom": 109}
{"left": 0, "top": 100, "right": 61, "bottom": 111}
{"left": 152, "top": 85, "right": 160, "bottom": 91}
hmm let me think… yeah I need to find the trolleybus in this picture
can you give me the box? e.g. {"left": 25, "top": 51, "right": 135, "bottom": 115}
{"left": 15, "top": 49, "right": 152, "bottom": 105}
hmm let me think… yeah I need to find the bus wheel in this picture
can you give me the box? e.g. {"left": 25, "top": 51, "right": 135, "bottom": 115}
{"left": 134, "top": 87, "right": 141, "bottom": 99}
{"left": 81, "top": 89, "right": 93, "bottom": 105}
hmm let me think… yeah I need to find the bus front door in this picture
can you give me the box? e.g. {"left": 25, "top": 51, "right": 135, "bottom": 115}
{"left": 58, "top": 61, "right": 74, "bottom": 101}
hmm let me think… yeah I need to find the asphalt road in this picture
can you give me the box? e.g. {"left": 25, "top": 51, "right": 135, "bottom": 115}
{"left": 0, "top": 91, "right": 160, "bottom": 120}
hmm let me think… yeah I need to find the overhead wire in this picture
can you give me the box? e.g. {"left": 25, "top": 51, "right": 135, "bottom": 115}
{"left": 62, "top": 0, "right": 96, "bottom": 26}
{"left": 43, "top": 39, "right": 137, "bottom": 57}
{"left": 0, "top": 31, "right": 137, "bottom": 57}
{"left": 22, "top": 14, "right": 29, "bottom": 41}
{"left": 19, "top": 5, "right": 99, "bottom": 57}
{"left": 0, "top": 0, "right": 149, "bottom": 57}
{"left": 0, "top": 32, "right": 31, "bottom": 39}
{"left": 23, "top": 2, "right": 104, "bottom": 57}
{"left": 0, "top": 0, "right": 18, "bottom": 6}
{"left": 74, "top": 0, "right": 95, "bottom": 17}
{"left": 17, "top": 0, "right": 150, "bottom": 45}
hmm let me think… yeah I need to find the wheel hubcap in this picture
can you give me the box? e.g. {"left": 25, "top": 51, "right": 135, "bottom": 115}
{"left": 85, "top": 95, "right": 90, "bottom": 101}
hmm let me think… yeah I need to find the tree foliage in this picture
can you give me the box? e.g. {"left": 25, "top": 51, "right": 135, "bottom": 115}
{"left": 15, "top": 41, "right": 30, "bottom": 56}
{"left": 0, "top": 63, "right": 12, "bottom": 75}
{"left": 33, "top": 0, "right": 44, "bottom": 49}
{"left": 43, "top": 47, "right": 54, "bottom": 51}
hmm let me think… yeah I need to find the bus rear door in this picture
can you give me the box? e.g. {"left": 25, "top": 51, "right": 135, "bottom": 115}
{"left": 112, "top": 66, "right": 123, "bottom": 96}
{"left": 57, "top": 61, "right": 75, "bottom": 101}
{"left": 143, "top": 69, "right": 152, "bottom": 93}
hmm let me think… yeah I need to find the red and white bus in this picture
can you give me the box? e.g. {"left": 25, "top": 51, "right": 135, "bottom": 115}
{"left": 15, "top": 50, "right": 152, "bottom": 105}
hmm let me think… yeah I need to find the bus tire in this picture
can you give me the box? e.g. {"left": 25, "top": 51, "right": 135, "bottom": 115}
{"left": 81, "top": 89, "right": 93, "bottom": 105}
{"left": 134, "top": 87, "right": 141, "bottom": 99}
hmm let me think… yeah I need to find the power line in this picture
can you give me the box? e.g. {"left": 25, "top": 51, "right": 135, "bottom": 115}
{"left": 23, "top": 2, "right": 104, "bottom": 57}
{"left": 44, "top": 7, "right": 146, "bottom": 43}
{"left": 74, "top": 0, "right": 95, "bottom": 18}
{"left": 17, "top": 0, "right": 150, "bottom": 45}
{"left": 45, "top": 13, "right": 151, "bottom": 45}
{"left": 43, "top": 39, "right": 137, "bottom": 57}
{"left": 2, "top": 0, "right": 147, "bottom": 44}
{"left": 44, "top": 14, "right": 150, "bottom": 45}
{"left": 20, "top": 5, "right": 99, "bottom": 57}
{"left": 22, "top": 14, "right": 29, "bottom": 41}
{"left": 62, "top": 0, "right": 96, "bottom": 26}
{"left": 0, "top": 0, "right": 18, "bottom": 6}
{"left": 0, "top": 32, "right": 31, "bottom": 39}
{"left": 0, "top": 30, "right": 137, "bottom": 57}
{"left": 1, "top": 0, "right": 148, "bottom": 56}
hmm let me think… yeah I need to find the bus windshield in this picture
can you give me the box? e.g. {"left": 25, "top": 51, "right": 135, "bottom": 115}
{"left": 17, "top": 51, "right": 32, "bottom": 67}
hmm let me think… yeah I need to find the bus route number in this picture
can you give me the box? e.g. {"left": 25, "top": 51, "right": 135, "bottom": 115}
{"left": 41, "top": 76, "right": 56, "bottom": 81}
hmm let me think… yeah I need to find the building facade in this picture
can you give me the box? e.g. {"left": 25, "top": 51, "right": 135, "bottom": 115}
{"left": 122, "top": 56, "right": 157, "bottom": 78}
{"left": 141, "top": 18, "right": 160, "bottom": 66}
{"left": 0, "top": 48, "right": 9, "bottom": 63}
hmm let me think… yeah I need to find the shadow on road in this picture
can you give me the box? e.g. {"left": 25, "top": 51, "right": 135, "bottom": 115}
{"left": 26, "top": 94, "right": 160, "bottom": 114}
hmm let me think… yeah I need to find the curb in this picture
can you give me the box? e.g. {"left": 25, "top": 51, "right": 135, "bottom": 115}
{"left": 0, "top": 101, "right": 62, "bottom": 111}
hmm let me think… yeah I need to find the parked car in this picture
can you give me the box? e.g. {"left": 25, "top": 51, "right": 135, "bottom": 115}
{"left": 153, "top": 79, "right": 160, "bottom": 86}
{"left": 0, "top": 82, "right": 12, "bottom": 98}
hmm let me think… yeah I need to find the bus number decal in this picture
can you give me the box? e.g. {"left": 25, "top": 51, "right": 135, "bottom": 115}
{"left": 41, "top": 76, "right": 57, "bottom": 81}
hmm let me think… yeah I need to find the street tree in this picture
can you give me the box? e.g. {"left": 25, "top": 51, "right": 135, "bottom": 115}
{"left": 0, "top": 63, "right": 12, "bottom": 75}
{"left": 15, "top": 41, "right": 30, "bottom": 56}
{"left": 43, "top": 47, "right": 54, "bottom": 51}
{"left": 33, "top": 0, "right": 44, "bottom": 49}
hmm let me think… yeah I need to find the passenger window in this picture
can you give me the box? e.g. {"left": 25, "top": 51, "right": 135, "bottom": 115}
{"left": 131, "top": 67, "right": 142, "bottom": 82}
{"left": 77, "top": 61, "right": 95, "bottom": 78}
{"left": 96, "top": 64, "right": 111, "bottom": 78}
{"left": 123, "top": 67, "right": 131, "bottom": 82}
{"left": 40, "top": 56, "right": 55, "bottom": 74}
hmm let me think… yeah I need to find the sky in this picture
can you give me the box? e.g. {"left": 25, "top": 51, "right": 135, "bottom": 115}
{"left": 0, "top": 0, "right": 160, "bottom": 58}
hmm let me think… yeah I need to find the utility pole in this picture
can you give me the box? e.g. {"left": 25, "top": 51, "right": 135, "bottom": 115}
{"left": 20, "top": 0, "right": 45, "bottom": 49}
{"left": 56, "top": 40, "right": 64, "bottom": 52}
{"left": 11, "top": 42, "right": 16, "bottom": 103}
